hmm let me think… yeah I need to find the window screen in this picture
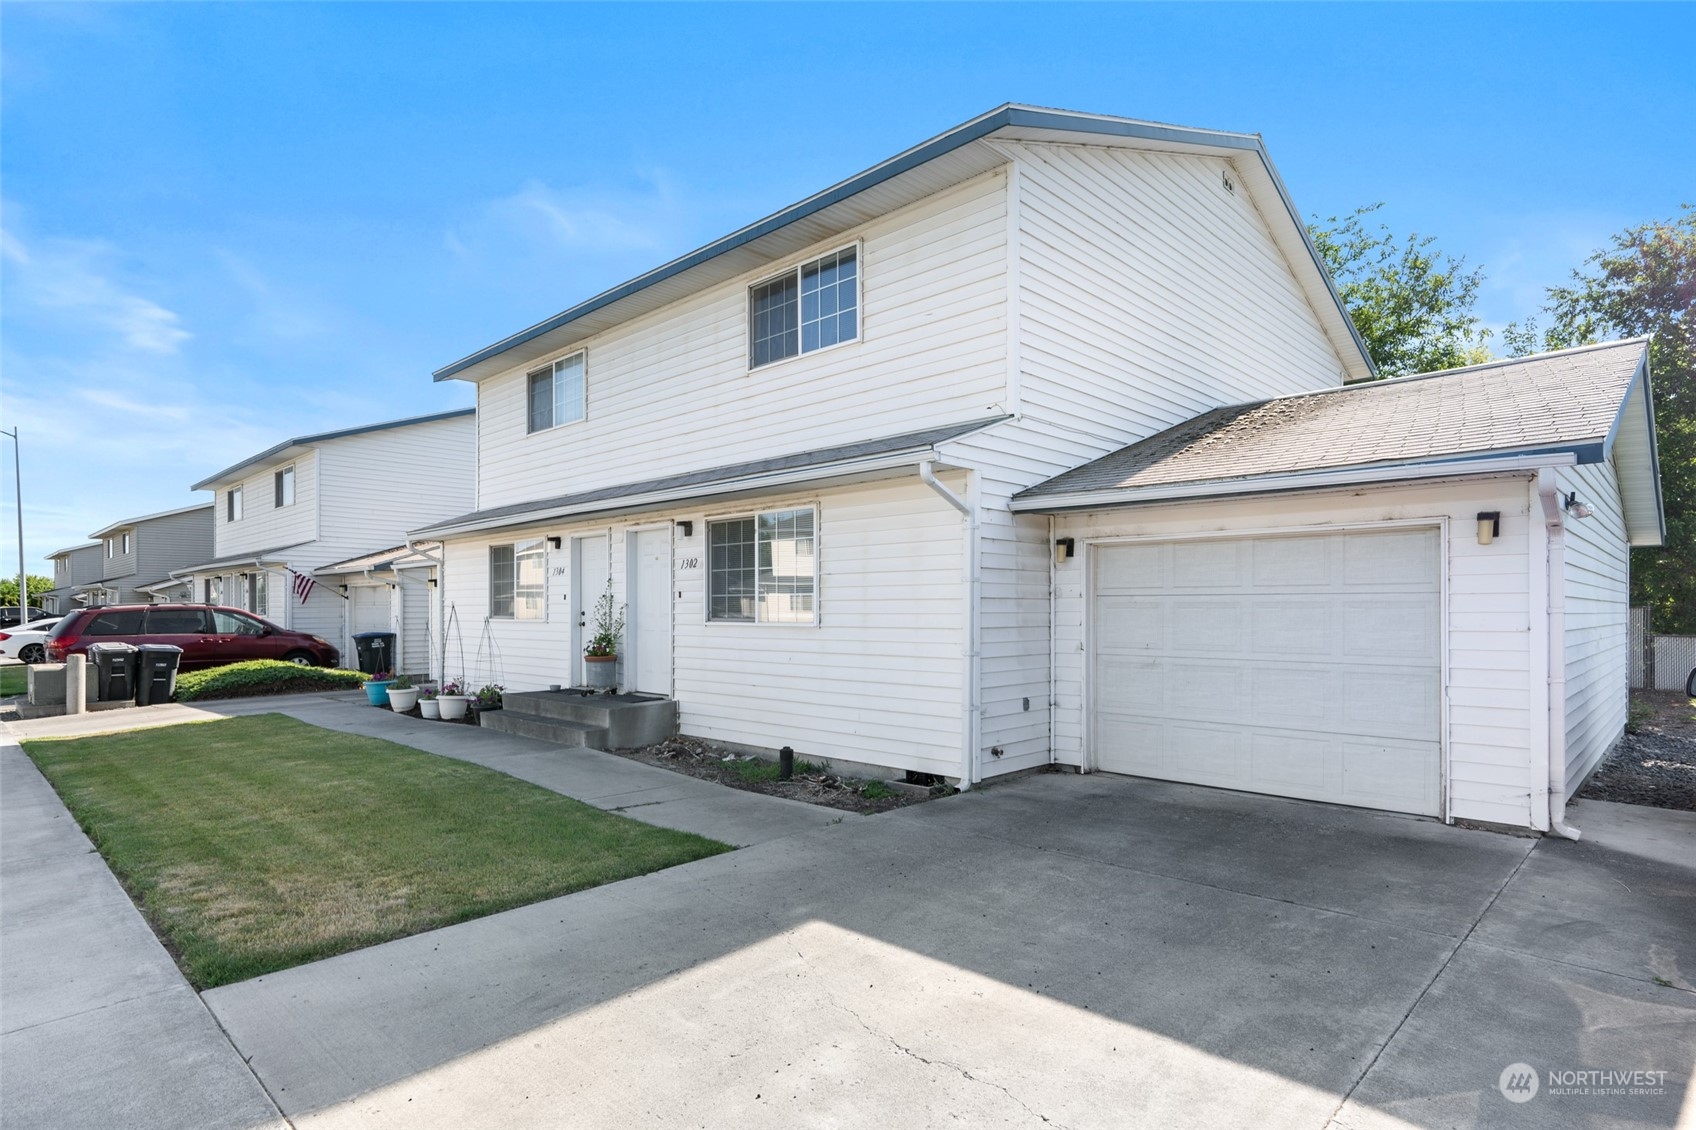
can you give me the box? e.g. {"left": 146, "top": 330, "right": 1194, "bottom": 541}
{"left": 527, "top": 353, "right": 586, "bottom": 433}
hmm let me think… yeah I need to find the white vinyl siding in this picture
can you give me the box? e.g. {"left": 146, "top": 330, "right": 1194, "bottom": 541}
{"left": 214, "top": 451, "right": 320, "bottom": 557}
{"left": 1558, "top": 460, "right": 1630, "bottom": 797}
{"left": 1051, "top": 478, "right": 1541, "bottom": 828}
{"left": 438, "top": 475, "right": 967, "bottom": 778}
{"left": 472, "top": 171, "right": 1008, "bottom": 511}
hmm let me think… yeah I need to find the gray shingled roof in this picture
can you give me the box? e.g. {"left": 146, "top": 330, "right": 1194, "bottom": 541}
{"left": 413, "top": 417, "right": 1009, "bottom": 537}
{"left": 1015, "top": 340, "right": 1649, "bottom": 507}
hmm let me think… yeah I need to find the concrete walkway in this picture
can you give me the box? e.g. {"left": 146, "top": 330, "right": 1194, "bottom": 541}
{"left": 6, "top": 692, "right": 844, "bottom": 847}
{"left": 0, "top": 736, "right": 287, "bottom": 1130}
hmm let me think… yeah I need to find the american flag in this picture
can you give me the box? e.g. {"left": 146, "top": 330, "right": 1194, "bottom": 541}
{"left": 290, "top": 569, "right": 316, "bottom": 604}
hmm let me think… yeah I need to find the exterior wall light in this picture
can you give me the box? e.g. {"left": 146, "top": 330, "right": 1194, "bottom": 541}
{"left": 1476, "top": 512, "right": 1500, "bottom": 545}
{"left": 1055, "top": 537, "right": 1075, "bottom": 564}
{"left": 546, "top": 536, "right": 563, "bottom": 549}
{"left": 677, "top": 521, "right": 694, "bottom": 537}
{"left": 1564, "top": 493, "right": 1593, "bottom": 519}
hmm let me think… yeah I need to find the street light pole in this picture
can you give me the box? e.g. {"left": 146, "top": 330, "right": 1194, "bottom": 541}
{"left": 2, "top": 429, "right": 23, "bottom": 617}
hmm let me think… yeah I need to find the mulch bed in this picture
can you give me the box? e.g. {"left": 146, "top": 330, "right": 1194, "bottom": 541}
{"left": 607, "top": 735, "right": 944, "bottom": 814}
{"left": 1575, "top": 691, "right": 1696, "bottom": 812}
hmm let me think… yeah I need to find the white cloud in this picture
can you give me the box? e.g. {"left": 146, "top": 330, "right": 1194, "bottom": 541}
{"left": 1, "top": 225, "right": 191, "bottom": 353}
{"left": 448, "top": 169, "right": 695, "bottom": 266}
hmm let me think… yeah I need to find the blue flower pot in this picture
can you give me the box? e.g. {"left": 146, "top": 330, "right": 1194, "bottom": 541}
{"left": 364, "top": 680, "right": 394, "bottom": 706}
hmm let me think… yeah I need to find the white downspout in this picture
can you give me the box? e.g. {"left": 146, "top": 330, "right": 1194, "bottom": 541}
{"left": 919, "top": 461, "right": 979, "bottom": 791}
{"left": 1538, "top": 468, "right": 1582, "bottom": 841}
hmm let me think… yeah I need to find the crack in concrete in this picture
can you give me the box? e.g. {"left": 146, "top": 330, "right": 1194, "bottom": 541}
{"left": 789, "top": 936, "right": 1073, "bottom": 1130}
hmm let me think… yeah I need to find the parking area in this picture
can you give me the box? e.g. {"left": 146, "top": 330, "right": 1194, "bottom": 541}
{"left": 194, "top": 765, "right": 1695, "bottom": 1129}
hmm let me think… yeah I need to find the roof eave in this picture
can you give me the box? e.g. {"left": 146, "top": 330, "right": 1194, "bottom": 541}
{"left": 191, "top": 409, "right": 475, "bottom": 490}
{"left": 1010, "top": 448, "right": 1589, "bottom": 514}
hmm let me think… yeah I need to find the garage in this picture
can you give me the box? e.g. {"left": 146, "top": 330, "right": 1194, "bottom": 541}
{"left": 1090, "top": 527, "right": 1442, "bottom": 816}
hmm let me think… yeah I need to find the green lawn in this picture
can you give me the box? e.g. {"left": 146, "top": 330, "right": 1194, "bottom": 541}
{"left": 0, "top": 664, "right": 26, "bottom": 696}
{"left": 25, "top": 714, "right": 731, "bottom": 988}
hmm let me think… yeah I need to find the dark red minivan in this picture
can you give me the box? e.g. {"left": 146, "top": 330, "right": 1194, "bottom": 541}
{"left": 46, "top": 605, "right": 340, "bottom": 670}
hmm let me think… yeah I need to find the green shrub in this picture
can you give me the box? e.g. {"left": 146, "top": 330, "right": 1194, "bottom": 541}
{"left": 175, "top": 660, "right": 368, "bottom": 703}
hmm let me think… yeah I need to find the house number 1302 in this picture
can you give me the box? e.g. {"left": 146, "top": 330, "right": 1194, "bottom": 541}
{"left": 678, "top": 556, "right": 701, "bottom": 570}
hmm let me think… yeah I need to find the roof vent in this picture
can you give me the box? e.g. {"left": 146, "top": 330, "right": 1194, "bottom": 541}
{"left": 1221, "top": 170, "right": 1236, "bottom": 195}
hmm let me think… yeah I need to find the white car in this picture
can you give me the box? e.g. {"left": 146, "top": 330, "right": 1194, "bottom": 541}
{"left": 0, "top": 618, "right": 61, "bottom": 664}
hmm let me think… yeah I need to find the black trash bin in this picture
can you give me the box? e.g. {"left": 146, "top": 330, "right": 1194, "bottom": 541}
{"left": 352, "top": 631, "right": 397, "bottom": 676}
{"left": 134, "top": 644, "right": 184, "bottom": 706}
{"left": 86, "top": 641, "right": 139, "bottom": 702}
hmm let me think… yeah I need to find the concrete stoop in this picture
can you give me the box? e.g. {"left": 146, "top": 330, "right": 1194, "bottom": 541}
{"left": 481, "top": 690, "right": 677, "bottom": 751}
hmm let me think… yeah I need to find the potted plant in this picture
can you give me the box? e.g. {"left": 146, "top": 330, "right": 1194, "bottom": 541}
{"left": 436, "top": 678, "right": 470, "bottom": 721}
{"left": 472, "top": 684, "right": 504, "bottom": 712}
{"left": 364, "top": 670, "right": 395, "bottom": 706}
{"left": 584, "top": 583, "right": 624, "bottom": 690}
{"left": 417, "top": 686, "right": 441, "bottom": 720}
{"left": 386, "top": 674, "right": 421, "bottom": 713}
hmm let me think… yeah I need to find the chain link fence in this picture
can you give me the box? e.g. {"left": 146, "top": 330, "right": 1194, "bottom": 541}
{"left": 1632, "top": 606, "right": 1696, "bottom": 691}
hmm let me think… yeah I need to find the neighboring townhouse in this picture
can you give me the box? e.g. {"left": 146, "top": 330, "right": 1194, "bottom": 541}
{"left": 177, "top": 411, "right": 475, "bottom": 673}
{"left": 39, "top": 543, "right": 103, "bottom": 614}
{"left": 412, "top": 104, "right": 1662, "bottom": 836}
{"left": 58, "top": 504, "right": 216, "bottom": 608}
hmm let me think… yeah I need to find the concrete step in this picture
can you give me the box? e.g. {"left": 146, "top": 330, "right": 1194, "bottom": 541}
{"left": 478, "top": 709, "right": 607, "bottom": 749}
{"left": 501, "top": 691, "right": 677, "bottom": 749}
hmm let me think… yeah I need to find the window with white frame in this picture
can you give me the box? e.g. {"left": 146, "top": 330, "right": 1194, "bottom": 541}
{"left": 490, "top": 539, "right": 546, "bottom": 619}
{"left": 121, "top": 532, "right": 131, "bottom": 554}
{"left": 708, "top": 507, "right": 816, "bottom": 623}
{"left": 749, "top": 246, "right": 858, "bottom": 368}
{"left": 274, "top": 465, "right": 295, "bottom": 507}
{"left": 227, "top": 486, "right": 244, "bottom": 522}
{"left": 527, "top": 352, "right": 586, "bottom": 433}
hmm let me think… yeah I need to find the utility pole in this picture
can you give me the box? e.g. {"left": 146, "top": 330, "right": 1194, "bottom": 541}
{"left": 2, "top": 429, "right": 23, "bottom": 617}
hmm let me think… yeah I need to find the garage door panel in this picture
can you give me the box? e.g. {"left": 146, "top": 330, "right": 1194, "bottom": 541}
{"left": 1252, "top": 536, "right": 1332, "bottom": 588}
{"left": 1250, "top": 600, "right": 1334, "bottom": 656}
{"left": 1094, "top": 596, "right": 1164, "bottom": 651}
{"left": 1250, "top": 666, "right": 1332, "bottom": 726}
{"left": 1341, "top": 739, "right": 1440, "bottom": 811}
{"left": 1169, "top": 601, "right": 1244, "bottom": 652}
{"left": 1096, "top": 543, "right": 1166, "bottom": 592}
{"left": 1091, "top": 529, "right": 1441, "bottom": 818}
{"left": 1342, "top": 596, "right": 1439, "bottom": 660}
{"left": 1171, "top": 539, "right": 1247, "bottom": 588}
{"left": 1248, "top": 732, "right": 1333, "bottom": 792}
{"left": 1343, "top": 529, "right": 1440, "bottom": 588}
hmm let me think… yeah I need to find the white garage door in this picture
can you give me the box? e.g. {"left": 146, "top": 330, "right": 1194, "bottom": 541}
{"left": 1091, "top": 528, "right": 1441, "bottom": 816}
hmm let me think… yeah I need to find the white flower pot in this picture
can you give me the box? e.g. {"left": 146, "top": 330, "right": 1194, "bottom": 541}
{"left": 437, "top": 694, "right": 470, "bottom": 721}
{"left": 386, "top": 687, "right": 421, "bottom": 712}
{"left": 418, "top": 698, "right": 441, "bottom": 720}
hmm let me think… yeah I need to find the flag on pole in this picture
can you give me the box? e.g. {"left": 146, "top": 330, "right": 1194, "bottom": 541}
{"left": 290, "top": 569, "right": 316, "bottom": 604}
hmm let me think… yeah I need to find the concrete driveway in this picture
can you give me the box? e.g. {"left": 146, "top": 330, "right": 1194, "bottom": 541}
{"left": 198, "top": 772, "right": 1695, "bottom": 1130}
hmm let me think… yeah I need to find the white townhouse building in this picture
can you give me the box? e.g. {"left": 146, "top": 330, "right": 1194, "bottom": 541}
{"left": 411, "top": 105, "right": 1662, "bottom": 835}
{"left": 179, "top": 410, "right": 475, "bottom": 673}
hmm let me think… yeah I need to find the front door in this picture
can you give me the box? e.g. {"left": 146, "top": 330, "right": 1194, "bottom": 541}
{"left": 627, "top": 527, "right": 673, "bottom": 695}
{"left": 571, "top": 533, "right": 609, "bottom": 687}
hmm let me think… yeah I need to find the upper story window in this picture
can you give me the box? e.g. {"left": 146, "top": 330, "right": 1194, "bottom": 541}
{"left": 528, "top": 351, "right": 586, "bottom": 434}
{"left": 749, "top": 246, "right": 858, "bottom": 368}
{"left": 274, "top": 465, "right": 295, "bottom": 508}
{"left": 227, "top": 486, "right": 244, "bottom": 522}
{"left": 121, "top": 532, "right": 131, "bottom": 555}
{"left": 489, "top": 539, "right": 546, "bottom": 620}
{"left": 708, "top": 507, "right": 817, "bottom": 624}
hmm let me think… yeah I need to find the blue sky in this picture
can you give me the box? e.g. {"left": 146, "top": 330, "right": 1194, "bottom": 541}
{"left": 3, "top": 2, "right": 1691, "bottom": 576}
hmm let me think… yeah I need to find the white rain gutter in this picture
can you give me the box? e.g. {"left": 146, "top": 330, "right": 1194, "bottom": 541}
{"left": 1009, "top": 451, "right": 1582, "bottom": 514}
{"left": 1537, "top": 468, "right": 1582, "bottom": 841}
{"left": 919, "top": 461, "right": 979, "bottom": 791}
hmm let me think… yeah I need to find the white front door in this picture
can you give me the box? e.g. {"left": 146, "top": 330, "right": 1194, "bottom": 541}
{"left": 349, "top": 584, "right": 392, "bottom": 672}
{"left": 571, "top": 533, "right": 610, "bottom": 687}
{"left": 1090, "top": 527, "right": 1442, "bottom": 816}
{"left": 627, "top": 528, "right": 674, "bottom": 695}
